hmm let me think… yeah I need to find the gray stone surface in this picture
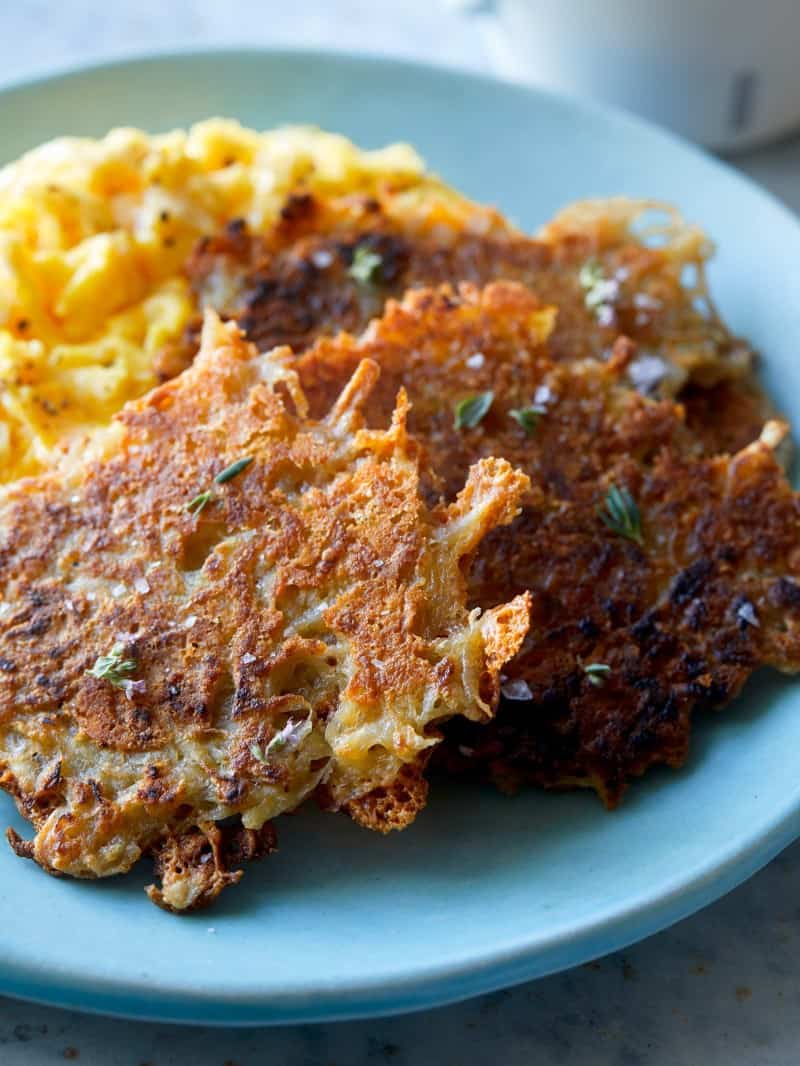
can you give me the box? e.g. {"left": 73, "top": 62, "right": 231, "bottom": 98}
{"left": 0, "top": 3, "right": 798, "bottom": 1062}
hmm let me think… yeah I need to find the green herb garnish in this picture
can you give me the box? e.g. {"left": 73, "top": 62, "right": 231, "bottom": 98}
{"left": 579, "top": 258, "right": 604, "bottom": 292}
{"left": 509, "top": 405, "right": 545, "bottom": 435}
{"left": 215, "top": 456, "right": 254, "bottom": 485}
{"left": 186, "top": 458, "right": 253, "bottom": 515}
{"left": 454, "top": 391, "right": 494, "bottom": 430}
{"left": 250, "top": 741, "right": 269, "bottom": 765}
{"left": 87, "top": 644, "right": 137, "bottom": 688}
{"left": 599, "top": 484, "right": 644, "bottom": 546}
{"left": 348, "top": 245, "right": 383, "bottom": 285}
{"left": 583, "top": 662, "right": 611, "bottom": 688}
{"left": 186, "top": 490, "right": 215, "bottom": 516}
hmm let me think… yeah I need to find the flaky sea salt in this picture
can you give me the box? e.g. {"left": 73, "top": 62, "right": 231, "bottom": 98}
{"left": 596, "top": 304, "right": 615, "bottom": 328}
{"left": 633, "top": 292, "right": 662, "bottom": 311}
{"left": 122, "top": 679, "right": 146, "bottom": 701}
{"left": 501, "top": 678, "right": 533, "bottom": 701}
{"left": 627, "top": 354, "right": 669, "bottom": 396}
{"left": 311, "top": 248, "right": 334, "bottom": 269}
{"left": 736, "top": 600, "right": 760, "bottom": 628}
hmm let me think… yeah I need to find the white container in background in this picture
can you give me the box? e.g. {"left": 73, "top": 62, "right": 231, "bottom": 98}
{"left": 463, "top": 0, "right": 800, "bottom": 151}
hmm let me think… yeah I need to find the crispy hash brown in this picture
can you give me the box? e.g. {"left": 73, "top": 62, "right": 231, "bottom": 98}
{"left": 293, "top": 282, "right": 800, "bottom": 804}
{"left": 0, "top": 312, "right": 531, "bottom": 909}
{"left": 181, "top": 191, "right": 772, "bottom": 456}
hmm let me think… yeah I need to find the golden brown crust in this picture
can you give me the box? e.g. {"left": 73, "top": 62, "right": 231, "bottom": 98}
{"left": 0, "top": 311, "right": 530, "bottom": 905}
{"left": 7, "top": 827, "right": 36, "bottom": 861}
{"left": 344, "top": 761, "right": 430, "bottom": 833}
{"left": 146, "top": 821, "right": 278, "bottom": 912}
{"left": 680, "top": 379, "right": 785, "bottom": 461}
{"left": 291, "top": 282, "right": 800, "bottom": 804}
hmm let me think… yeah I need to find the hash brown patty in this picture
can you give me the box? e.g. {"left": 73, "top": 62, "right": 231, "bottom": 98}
{"left": 294, "top": 282, "right": 800, "bottom": 805}
{"left": 0, "top": 311, "right": 530, "bottom": 908}
{"left": 177, "top": 192, "right": 773, "bottom": 458}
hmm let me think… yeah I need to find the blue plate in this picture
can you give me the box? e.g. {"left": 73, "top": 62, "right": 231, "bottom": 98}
{"left": 1, "top": 49, "right": 799, "bottom": 1027}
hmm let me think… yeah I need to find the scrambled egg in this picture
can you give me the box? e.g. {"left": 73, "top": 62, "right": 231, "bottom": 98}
{"left": 0, "top": 119, "right": 464, "bottom": 481}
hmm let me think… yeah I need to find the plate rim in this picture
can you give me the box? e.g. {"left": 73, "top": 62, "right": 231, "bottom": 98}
{"left": 1, "top": 44, "right": 800, "bottom": 1026}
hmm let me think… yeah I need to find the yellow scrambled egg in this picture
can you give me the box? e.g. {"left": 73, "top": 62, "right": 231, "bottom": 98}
{"left": 0, "top": 120, "right": 434, "bottom": 481}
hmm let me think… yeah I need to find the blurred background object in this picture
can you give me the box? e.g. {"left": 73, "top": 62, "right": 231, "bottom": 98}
{"left": 460, "top": 0, "right": 800, "bottom": 151}
{"left": 3, "top": 0, "right": 489, "bottom": 83}
{"left": 13, "top": 1, "right": 800, "bottom": 156}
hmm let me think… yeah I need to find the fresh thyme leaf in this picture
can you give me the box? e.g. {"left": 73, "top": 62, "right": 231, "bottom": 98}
{"left": 348, "top": 245, "right": 383, "bottom": 285}
{"left": 583, "top": 662, "right": 611, "bottom": 688}
{"left": 215, "top": 456, "right": 254, "bottom": 485}
{"left": 186, "top": 490, "right": 215, "bottom": 516}
{"left": 579, "top": 258, "right": 604, "bottom": 293}
{"left": 509, "top": 405, "right": 545, "bottom": 435}
{"left": 454, "top": 391, "right": 494, "bottom": 430}
{"left": 599, "top": 483, "right": 644, "bottom": 546}
{"left": 87, "top": 644, "right": 137, "bottom": 688}
{"left": 250, "top": 741, "right": 268, "bottom": 765}
{"left": 187, "top": 457, "right": 253, "bottom": 514}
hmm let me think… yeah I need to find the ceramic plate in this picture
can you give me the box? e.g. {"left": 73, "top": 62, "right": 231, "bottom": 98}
{"left": 1, "top": 50, "right": 799, "bottom": 1026}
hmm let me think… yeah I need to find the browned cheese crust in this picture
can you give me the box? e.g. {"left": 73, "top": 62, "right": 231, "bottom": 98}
{"left": 174, "top": 191, "right": 770, "bottom": 456}
{"left": 0, "top": 312, "right": 531, "bottom": 908}
{"left": 293, "top": 282, "right": 800, "bottom": 805}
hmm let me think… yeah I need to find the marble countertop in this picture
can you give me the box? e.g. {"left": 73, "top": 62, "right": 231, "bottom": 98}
{"left": 3, "top": 839, "right": 800, "bottom": 1065}
{"left": 2, "top": 3, "right": 799, "bottom": 1063}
